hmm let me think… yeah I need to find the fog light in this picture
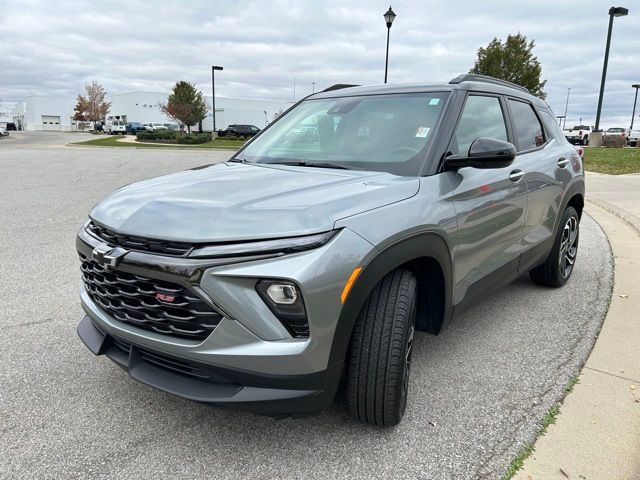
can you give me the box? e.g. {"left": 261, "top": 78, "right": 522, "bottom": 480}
{"left": 256, "top": 279, "right": 308, "bottom": 338}
{"left": 266, "top": 284, "right": 298, "bottom": 304}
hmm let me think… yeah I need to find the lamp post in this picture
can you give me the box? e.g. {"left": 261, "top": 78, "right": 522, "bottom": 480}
{"left": 631, "top": 84, "right": 640, "bottom": 131}
{"left": 211, "top": 65, "right": 223, "bottom": 132}
{"left": 594, "top": 6, "right": 628, "bottom": 132}
{"left": 563, "top": 87, "right": 571, "bottom": 129}
{"left": 383, "top": 6, "right": 396, "bottom": 84}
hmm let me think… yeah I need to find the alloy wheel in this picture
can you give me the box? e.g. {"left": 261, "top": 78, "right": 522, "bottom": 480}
{"left": 559, "top": 216, "right": 579, "bottom": 278}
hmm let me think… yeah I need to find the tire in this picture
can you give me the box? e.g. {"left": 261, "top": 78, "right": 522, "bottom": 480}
{"left": 582, "top": 135, "right": 589, "bottom": 146}
{"left": 345, "top": 269, "right": 418, "bottom": 426}
{"left": 530, "top": 206, "right": 579, "bottom": 287}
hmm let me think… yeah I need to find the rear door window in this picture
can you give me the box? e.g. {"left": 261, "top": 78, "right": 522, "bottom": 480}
{"left": 508, "top": 99, "right": 545, "bottom": 151}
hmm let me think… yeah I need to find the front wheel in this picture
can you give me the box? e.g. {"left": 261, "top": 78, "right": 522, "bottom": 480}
{"left": 530, "top": 206, "right": 579, "bottom": 287}
{"left": 345, "top": 269, "right": 417, "bottom": 426}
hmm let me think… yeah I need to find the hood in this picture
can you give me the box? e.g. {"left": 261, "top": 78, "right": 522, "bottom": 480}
{"left": 90, "top": 162, "right": 419, "bottom": 242}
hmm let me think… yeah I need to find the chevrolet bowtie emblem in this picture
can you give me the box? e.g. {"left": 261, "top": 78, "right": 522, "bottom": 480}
{"left": 92, "top": 243, "right": 128, "bottom": 269}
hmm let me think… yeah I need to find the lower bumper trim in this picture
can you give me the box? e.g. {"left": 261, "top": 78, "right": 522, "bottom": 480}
{"left": 77, "top": 315, "right": 339, "bottom": 415}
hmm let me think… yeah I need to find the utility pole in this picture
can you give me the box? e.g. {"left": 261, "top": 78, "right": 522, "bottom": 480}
{"left": 563, "top": 88, "right": 571, "bottom": 129}
{"left": 211, "top": 65, "right": 223, "bottom": 132}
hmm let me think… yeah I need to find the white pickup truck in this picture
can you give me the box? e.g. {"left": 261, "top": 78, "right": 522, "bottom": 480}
{"left": 627, "top": 129, "right": 640, "bottom": 146}
{"left": 563, "top": 125, "right": 592, "bottom": 145}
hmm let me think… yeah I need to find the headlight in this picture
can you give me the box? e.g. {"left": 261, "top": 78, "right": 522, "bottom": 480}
{"left": 256, "top": 279, "right": 308, "bottom": 338}
{"left": 189, "top": 231, "right": 336, "bottom": 259}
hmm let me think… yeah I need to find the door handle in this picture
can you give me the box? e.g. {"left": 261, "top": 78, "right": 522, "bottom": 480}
{"left": 509, "top": 170, "right": 525, "bottom": 182}
{"left": 557, "top": 157, "right": 570, "bottom": 168}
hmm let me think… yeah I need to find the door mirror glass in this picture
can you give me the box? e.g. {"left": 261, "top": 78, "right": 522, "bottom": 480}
{"left": 445, "top": 137, "right": 516, "bottom": 169}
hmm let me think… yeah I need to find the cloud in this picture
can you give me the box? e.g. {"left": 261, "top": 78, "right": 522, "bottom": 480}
{"left": 0, "top": 0, "right": 637, "bottom": 127}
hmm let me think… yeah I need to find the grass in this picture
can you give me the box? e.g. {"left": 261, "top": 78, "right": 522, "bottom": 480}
{"left": 583, "top": 147, "right": 640, "bottom": 175}
{"left": 564, "top": 376, "right": 580, "bottom": 394}
{"left": 69, "top": 135, "right": 245, "bottom": 150}
{"left": 501, "top": 377, "right": 577, "bottom": 480}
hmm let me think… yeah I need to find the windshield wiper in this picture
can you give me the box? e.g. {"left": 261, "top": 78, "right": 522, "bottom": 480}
{"left": 228, "top": 157, "right": 250, "bottom": 163}
{"left": 268, "top": 161, "right": 360, "bottom": 170}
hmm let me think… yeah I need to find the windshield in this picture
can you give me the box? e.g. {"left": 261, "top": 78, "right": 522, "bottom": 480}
{"left": 572, "top": 125, "right": 589, "bottom": 130}
{"left": 238, "top": 92, "right": 450, "bottom": 175}
{"left": 607, "top": 128, "right": 624, "bottom": 132}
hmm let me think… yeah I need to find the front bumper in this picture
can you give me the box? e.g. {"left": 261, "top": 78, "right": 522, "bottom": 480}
{"left": 76, "top": 225, "right": 374, "bottom": 414}
{"left": 77, "top": 315, "right": 342, "bottom": 415}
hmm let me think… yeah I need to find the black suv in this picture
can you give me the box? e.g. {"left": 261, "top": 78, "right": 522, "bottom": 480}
{"left": 218, "top": 124, "right": 261, "bottom": 137}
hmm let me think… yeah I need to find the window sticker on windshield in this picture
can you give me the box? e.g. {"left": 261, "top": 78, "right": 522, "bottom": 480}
{"left": 415, "top": 127, "right": 431, "bottom": 138}
{"left": 357, "top": 126, "right": 370, "bottom": 137}
{"left": 429, "top": 98, "right": 440, "bottom": 106}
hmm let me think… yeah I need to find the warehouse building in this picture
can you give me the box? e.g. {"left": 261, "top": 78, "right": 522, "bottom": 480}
{"left": 11, "top": 92, "right": 291, "bottom": 132}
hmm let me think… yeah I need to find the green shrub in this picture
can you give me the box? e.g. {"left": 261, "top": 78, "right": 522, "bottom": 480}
{"left": 136, "top": 130, "right": 179, "bottom": 141}
{"left": 238, "top": 135, "right": 246, "bottom": 141}
{"left": 602, "top": 134, "right": 626, "bottom": 148}
{"left": 177, "top": 132, "right": 212, "bottom": 144}
{"left": 136, "top": 130, "right": 211, "bottom": 144}
{"left": 224, "top": 134, "right": 238, "bottom": 141}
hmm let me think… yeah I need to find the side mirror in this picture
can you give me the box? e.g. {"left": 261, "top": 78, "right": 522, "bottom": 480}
{"left": 445, "top": 137, "right": 517, "bottom": 170}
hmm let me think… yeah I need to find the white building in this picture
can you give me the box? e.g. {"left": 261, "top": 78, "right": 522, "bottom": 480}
{"left": 11, "top": 91, "right": 291, "bottom": 132}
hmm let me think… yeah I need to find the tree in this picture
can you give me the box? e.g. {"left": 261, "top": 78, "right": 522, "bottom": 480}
{"left": 470, "top": 33, "right": 547, "bottom": 99}
{"left": 73, "top": 81, "right": 111, "bottom": 127}
{"left": 159, "top": 81, "right": 207, "bottom": 133}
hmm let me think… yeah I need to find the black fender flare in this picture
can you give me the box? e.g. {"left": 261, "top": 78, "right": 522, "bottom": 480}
{"left": 327, "top": 231, "right": 454, "bottom": 365}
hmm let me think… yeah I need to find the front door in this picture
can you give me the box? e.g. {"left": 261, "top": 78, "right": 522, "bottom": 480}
{"left": 444, "top": 94, "right": 527, "bottom": 306}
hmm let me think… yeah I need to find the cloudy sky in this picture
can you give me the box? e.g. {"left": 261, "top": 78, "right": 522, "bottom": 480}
{"left": 1, "top": 0, "right": 638, "bottom": 127}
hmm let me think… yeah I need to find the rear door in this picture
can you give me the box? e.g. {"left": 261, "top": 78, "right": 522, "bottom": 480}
{"left": 506, "top": 99, "right": 572, "bottom": 270}
{"left": 446, "top": 93, "right": 528, "bottom": 306}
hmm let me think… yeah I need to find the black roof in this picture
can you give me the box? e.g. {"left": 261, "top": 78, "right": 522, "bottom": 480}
{"left": 312, "top": 75, "right": 547, "bottom": 108}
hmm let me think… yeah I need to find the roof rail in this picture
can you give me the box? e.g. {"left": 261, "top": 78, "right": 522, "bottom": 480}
{"left": 322, "top": 84, "right": 360, "bottom": 92}
{"left": 449, "top": 74, "right": 530, "bottom": 94}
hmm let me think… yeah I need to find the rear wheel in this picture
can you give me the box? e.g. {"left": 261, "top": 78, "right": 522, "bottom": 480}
{"left": 530, "top": 206, "right": 579, "bottom": 287}
{"left": 582, "top": 135, "right": 589, "bottom": 146}
{"left": 345, "top": 269, "right": 417, "bottom": 427}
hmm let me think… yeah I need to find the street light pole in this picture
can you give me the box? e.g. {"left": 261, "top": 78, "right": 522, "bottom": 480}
{"left": 383, "top": 6, "right": 396, "bottom": 84}
{"left": 563, "top": 87, "right": 571, "bottom": 129}
{"left": 594, "top": 6, "right": 628, "bottom": 132}
{"left": 631, "top": 84, "right": 640, "bottom": 131}
{"left": 211, "top": 65, "right": 223, "bottom": 132}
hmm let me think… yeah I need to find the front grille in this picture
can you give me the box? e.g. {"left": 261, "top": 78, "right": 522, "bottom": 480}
{"left": 87, "top": 221, "right": 193, "bottom": 256}
{"left": 80, "top": 253, "right": 222, "bottom": 340}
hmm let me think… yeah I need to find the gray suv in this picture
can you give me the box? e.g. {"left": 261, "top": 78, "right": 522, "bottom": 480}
{"left": 77, "top": 75, "right": 584, "bottom": 426}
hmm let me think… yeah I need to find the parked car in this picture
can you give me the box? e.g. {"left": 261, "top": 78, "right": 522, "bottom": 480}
{"left": 76, "top": 74, "right": 584, "bottom": 426}
{"left": 164, "top": 122, "right": 181, "bottom": 131}
{"left": 563, "top": 125, "right": 592, "bottom": 145}
{"left": 626, "top": 129, "right": 640, "bottom": 146}
{"left": 604, "top": 127, "right": 628, "bottom": 139}
{"left": 143, "top": 123, "right": 168, "bottom": 131}
{"left": 6, "top": 122, "right": 17, "bottom": 131}
{"left": 218, "top": 124, "right": 260, "bottom": 137}
{"left": 125, "top": 122, "right": 146, "bottom": 135}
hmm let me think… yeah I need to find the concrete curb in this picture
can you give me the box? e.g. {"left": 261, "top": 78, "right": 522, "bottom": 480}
{"left": 515, "top": 202, "right": 640, "bottom": 480}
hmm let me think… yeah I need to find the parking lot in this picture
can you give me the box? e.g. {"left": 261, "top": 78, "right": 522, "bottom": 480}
{"left": 1, "top": 132, "right": 613, "bottom": 479}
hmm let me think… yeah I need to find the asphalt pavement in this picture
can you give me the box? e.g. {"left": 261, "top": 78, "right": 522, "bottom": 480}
{"left": 0, "top": 132, "right": 614, "bottom": 480}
